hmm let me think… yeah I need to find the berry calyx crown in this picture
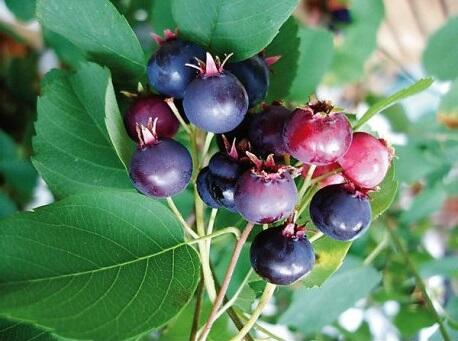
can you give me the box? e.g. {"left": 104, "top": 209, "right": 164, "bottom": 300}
{"left": 151, "top": 29, "right": 177, "bottom": 45}
{"left": 281, "top": 222, "right": 306, "bottom": 240}
{"left": 186, "top": 52, "right": 233, "bottom": 78}
{"left": 246, "top": 152, "right": 301, "bottom": 180}
{"left": 136, "top": 117, "right": 160, "bottom": 149}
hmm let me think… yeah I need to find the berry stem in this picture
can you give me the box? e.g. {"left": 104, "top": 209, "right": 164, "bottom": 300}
{"left": 189, "top": 275, "right": 205, "bottom": 341}
{"left": 386, "top": 218, "right": 452, "bottom": 341}
{"left": 298, "top": 165, "right": 316, "bottom": 199}
{"left": 187, "top": 227, "right": 240, "bottom": 245}
{"left": 165, "top": 98, "right": 192, "bottom": 135}
{"left": 206, "top": 208, "right": 218, "bottom": 268}
{"left": 199, "top": 223, "right": 255, "bottom": 341}
{"left": 363, "top": 231, "right": 388, "bottom": 265}
{"left": 200, "top": 132, "right": 215, "bottom": 167}
{"left": 309, "top": 231, "right": 323, "bottom": 243}
{"left": 310, "top": 167, "right": 343, "bottom": 185}
{"left": 237, "top": 310, "right": 286, "bottom": 341}
{"left": 166, "top": 197, "right": 199, "bottom": 239}
{"left": 297, "top": 186, "right": 318, "bottom": 217}
{"left": 230, "top": 283, "right": 276, "bottom": 341}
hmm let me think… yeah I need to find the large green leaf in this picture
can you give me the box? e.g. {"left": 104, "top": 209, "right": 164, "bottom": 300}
{"left": 329, "top": 0, "right": 384, "bottom": 83}
{"left": 265, "top": 17, "right": 300, "bottom": 101}
{"left": 150, "top": 0, "right": 176, "bottom": 33}
{"left": 302, "top": 237, "right": 351, "bottom": 288}
{"left": 280, "top": 258, "right": 381, "bottom": 335}
{"left": 370, "top": 163, "right": 398, "bottom": 221}
{"left": 423, "top": 17, "right": 458, "bottom": 81}
{"left": 0, "top": 318, "right": 59, "bottom": 341}
{"left": 171, "top": 0, "right": 298, "bottom": 61}
{"left": 5, "top": 0, "right": 36, "bottom": 22}
{"left": 33, "top": 63, "right": 132, "bottom": 198}
{"left": 0, "top": 190, "right": 200, "bottom": 341}
{"left": 37, "top": 0, "right": 145, "bottom": 81}
{"left": 287, "top": 27, "right": 334, "bottom": 102}
{"left": 354, "top": 78, "right": 433, "bottom": 129}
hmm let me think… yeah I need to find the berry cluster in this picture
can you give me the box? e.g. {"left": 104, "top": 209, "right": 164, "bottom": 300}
{"left": 123, "top": 30, "right": 394, "bottom": 286}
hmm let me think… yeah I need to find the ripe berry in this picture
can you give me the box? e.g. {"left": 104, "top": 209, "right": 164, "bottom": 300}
{"left": 226, "top": 55, "right": 272, "bottom": 107}
{"left": 129, "top": 122, "right": 192, "bottom": 197}
{"left": 208, "top": 175, "right": 237, "bottom": 212}
{"left": 183, "top": 53, "right": 249, "bottom": 133}
{"left": 249, "top": 103, "right": 291, "bottom": 157}
{"left": 196, "top": 167, "right": 221, "bottom": 209}
{"left": 309, "top": 184, "right": 371, "bottom": 241}
{"left": 124, "top": 95, "right": 179, "bottom": 142}
{"left": 147, "top": 31, "right": 205, "bottom": 98}
{"left": 234, "top": 156, "right": 297, "bottom": 223}
{"left": 302, "top": 162, "right": 345, "bottom": 188}
{"left": 208, "top": 152, "right": 241, "bottom": 180}
{"left": 283, "top": 104, "right": 352, "bottom": 165}
{"left": 337, "top": 132, "right": 392, "bottom": 189}
{"left": 250, "top": 224, "right": 315, "bottom": 285}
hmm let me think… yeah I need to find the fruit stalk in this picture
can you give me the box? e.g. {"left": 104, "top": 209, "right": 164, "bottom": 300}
{"left": 230, "top": 283, "right": 276, "bottom": 341}
{"left": 189, "top": 275, "right": 205, "bottom": 341}
{"left": 199, "top": 222, "right": 255, "bottom": 341}
{"left": 386, "top": 218, "right": 451, "bottom": 341}
{"left": 166, "top": 197, "right": 199, "bottom": 239}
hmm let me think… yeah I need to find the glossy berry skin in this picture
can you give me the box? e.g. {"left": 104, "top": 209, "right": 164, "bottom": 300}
{"left": 234, "top": 171, "right": 297, "bottom": 224}
{"left": 129, "top": 139, "right": 192, "bottom": 197}
{"left": 249, "top": 104, "right": 291, "bottom": 157}
{"left": 183, "top": 72, "right": 248, "bottom": 133}
{"left": 208, "top": 176, "right": 237, "bottom": 212}
{"left": 337, "top": 132, "right": 391, "bottom": 189}
{"left": 226, "top": 55, "right": 269, "bottom": 107}
{"left": 124, "top": 96, "right": 179, "bottom": 141}
{"left": 208, "top": 152, "right": 241, "bottom": 180}
{"left": 283, "top": 109, "right": 353, "bottom": 165}
{"left": 147, "top": 39, "right": 206, "bottom": 98}
{"left": 310, "top": 184, "right": 371, "bottom": 241}
{"left": 250, "top": 226, "right": 315, "bottom": 285}
{"left": 302, "top": 162, "right": 345, "bottom": 188}
{"left": 196, "top": 167, "right": 221, "bottom": 209}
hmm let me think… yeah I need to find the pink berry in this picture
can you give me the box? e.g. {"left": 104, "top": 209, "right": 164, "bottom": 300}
{"left": 337, "top": 132, "right": 392, "bottom": 189}
{"left": 302, "top": 162, "right": 345, "bottom": 188}
{"left": 124, "top": 95, "right": 179, "bottom": 142}
{"left": 283, "top": 107, "right": 352, "bottom": 165}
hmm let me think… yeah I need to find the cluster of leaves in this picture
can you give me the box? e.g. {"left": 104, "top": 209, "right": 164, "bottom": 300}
{"left": 0, "top": 0, "right": 456, "bottom": 340}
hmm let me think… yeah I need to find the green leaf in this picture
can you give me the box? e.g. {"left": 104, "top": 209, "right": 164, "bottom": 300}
{"left": 0, "top": 190, "right": 200, "bottom": 341}
{"left": 394, "top": 306, "right": 435, "bottom": 337}
{"left": 150, "top": 0, "right": 176, "bottom": 33}
{"left": 329, "top": 0, "right": 384, "bottom": 83}
{"left": 0, "top": 130, "right": 18, "bottom": 162}
{"left": 43, "top": 30, "right": 87, "bottom": 68}
{"left": 5, "top": 0, "right": 36, "bottom": 22}
{"left": 301, "top": 237, "right": 351, "bottom": 288}
{"left": 420, "top": 256, "right": 458, "bottom": 278}
{"left": 104, "top": 75, "right": 135, "bottom": 168}
{"left": 423, "top": 17, "right": 458, "bottom": 81}
{"left": 370, "top": 163, "right": 398, "bottom": 221}
{"left": 171, "top": 0, "right": 299, "bottom": 61}
{"left": 0, "top": 193, "right": 16, "bottom": 219}
{"left": 37, "top": 0, "right": 145, "bottom": 81}
{"left": 287, "top": 27, "right": 334, "bottom": 102}
{"left": 33, "top": 63, "right": 132, "bottom": 198}
{"left": 354, "top": 78, "right": 433, "bottom": 129}
{"left": 438, "top": 78, "right": 458, "bottom": 128}
{"left": 0, "top": 318, "right": 60, "bottom": 341}
{"left": 279, "top": 258, "right": 381, "bottom": 335}
{"left": 265, "top": 17, "right": 300, "bottom": 101}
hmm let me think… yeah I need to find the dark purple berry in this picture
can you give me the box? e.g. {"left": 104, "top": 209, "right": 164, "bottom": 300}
{"left": 215, "top": 114, "right": 253, "bottom": 152}
{"left": 124, "top": 96, "right": 179, "bottom": 141}
{"left": 147, "top": 37, "right": 205, "bottom": 98}
{"left": 249, "top": 103, "right": 291, "bottom": 157}
{"left": 129, "top": 138, "right": 192, "bottom": 198}
{"left": 309, "top": 184, "right": 372, "bottom": 241}
{"left": 183, "top": 53, "right": 248, "bottom": 133}
{"left": 226, "top": 55, "right": 269, "bottom": 107}
{"left": 234, "top": 170, "right": 297, "bottom": 224}
{"left": 208, "top": 175, "right": 237, "bottom": 212}
{"left": 208, "top": 152, "right": 241, "bottom": 180}
{"left": 197, "top": 167, "right": 221, "bottom": 209}
{"left": 250, "top": 225, "right": 315, "bottom": 285}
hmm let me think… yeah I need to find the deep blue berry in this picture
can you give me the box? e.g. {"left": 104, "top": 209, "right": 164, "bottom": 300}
{"left": 250, "top": 225, "right": 315, "bottom": 285}
{"left": 208, "top": 152, "right": 241, "bottom": 180}
{"left": 226, "top": 55, "right": 269, "bottom": 107}
{"left": 183, "top": 71, "right": 248, "bottom": 133}
{"left": 129, "top": 138, "right": 192, "bottom": 197}
{"left": 196, "top": 167, "right": 221, "bottom": 209}
{"left": 208, "top": 175, "right": 237, "bottom": 212}
{"left": 309, "top": 184, "right": 372, "bottom": 241}
{"left": 147, "top": 39, "right": 205, "bottom": 98}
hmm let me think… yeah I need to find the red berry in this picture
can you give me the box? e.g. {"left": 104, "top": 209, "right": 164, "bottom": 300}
{"left": 283, "top": 108, "right": 352, "bottom": 165}
{"left": 337, "top": 132, "right": 392, "bottom": 189}
{"left": 302, "top": 162, "right": 345, "bottom": 188}
{"left": 124, "top": 96, "right": 179, "bottom": 142}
